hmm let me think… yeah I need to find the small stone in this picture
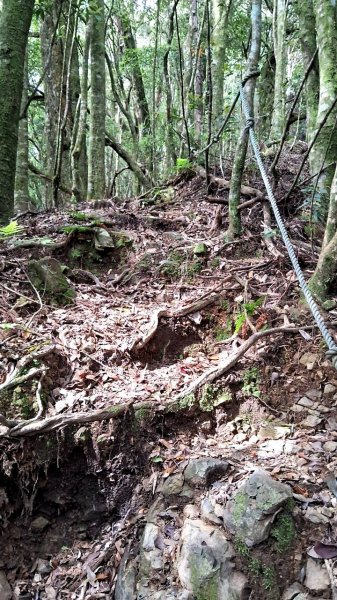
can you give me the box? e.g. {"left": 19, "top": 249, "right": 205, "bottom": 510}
{"left": 305, "top": 508, "right": 330, "bottom": 524}
{"left": 183, "top": 504, "right": 199, "bottom": 519}
{"left": 301, "top": 415, "right": 322, "bottom": 428}
{"left": 317, "top": 405, "right": 330, "bottom": 413}
{"left": 160, "top": 474, "right": 184, "bottom": 496}
{"left": 323, "top": 441, "right": 337, "bottom": 452}
{"left": 291, "top": 404, "right": 304, "bottom": 413}
{"left": 31, "top": 516, "right": 50, "bottom": 531}
{"left": 235, "top": 432, "right": 247, "bottom": 442}
{"left": 184, "top": 458, "right": 228, "bottom": 488}
{"left": 299, "top": 353, "right": 318, "bottom": 370}
{"left": 282, "top": 583, "right": 307, "bottom": 600}
{"left": 298, "top": 397, "right": 314, "bottom": 408}
{"left": 324, "top": 383, "right": 336, "bottom": 395}
{"left": 200, "top": 497, "right": 223, "bottom": 525}
{"left": 35, "top": 558, "right": 52, "bottom": 575}
{"left": 305, "top": 389, "right": 321, "bottom": 401}
{"left": 193, "top": 242, "right": 208, "bottom": 255}
{"left": 304, "top": 558, "right": 330, "bottom": 591}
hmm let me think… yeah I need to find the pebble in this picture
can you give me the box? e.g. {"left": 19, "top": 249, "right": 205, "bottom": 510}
{"left": 324, "top": 383, "right": 336, "bottom": 395}
{"left": 305, "top": 558, "right": 330, "bottom": 591}
{"left": 298, "top": 397, "right": 314, "bottom": 408}
{"left": 323, "top": 441, "right": 337, "bottom": 452}
{"left": 305, "top": 389, "right": 321, "bottom": 401}
{"left": 301, "top": 415, "right": 323, "bottom": 428}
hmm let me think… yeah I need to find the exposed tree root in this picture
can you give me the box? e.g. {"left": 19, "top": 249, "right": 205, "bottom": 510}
{"left": 129, "top": 281, "right": 231, "bottom": 352}
{"left": 174, "top": 325, "right": 316, "bottom": 399}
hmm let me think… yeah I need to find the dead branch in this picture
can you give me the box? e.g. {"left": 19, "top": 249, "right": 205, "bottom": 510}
{"left": 1, "top": 400, "right": 155, "bottom": 438}
{"left": 174, "top": 325, "right": 316, "bottom": 399}
{"left": 196, "top": 166, "right": 264, "bottom": 199}
{"left": 129, "top": 281, "right": 231, "bottom": 352}
{"left": 0, "top": 344, "right": 56, "bottom": 395}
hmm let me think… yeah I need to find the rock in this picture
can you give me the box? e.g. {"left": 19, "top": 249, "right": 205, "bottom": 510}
{"left": 282, "top": 583, "right": 312, "bottom": 600}
{"left": 93, "top": 227, "right": 115, "bottom": 249}
{"left": 177, "top": 518, "right": 247, "bottom": 600}
{"left": 140, "top": 523, "right": 164, "bottom": 577}
{"left": 258, "top": 423, "right": 292, "bottom": 440}
{"left": 304, "top": 558, "right": 330, "bottom": 591}
{"left": 304, "top": 508, "right": 330, "bottom": 524}
{"left": 298, "top": 397, "right": 314, "bottom": 408}
{"left": 200, "top": 497, "right": 223, "bottom": 525}
{"left": 223, "top": 469, "right": 292, "bottom": 546}
{"left": 193, "top": 242, "right": 208, "bottom": 256}
{"left": 31, "top": 516, "right": 50, "bottom": 531}
{"left": 300, "top": 415, "right": 322, "bottom": 428}
{"left": 299, "top": 353, "right": 317, "bottom": 370}
{"left": 324, "top": 383, "right": 336, "bottom": 395}
{"left": 115, "top": 549, "right": 137, "bottom": 600}
{"left": 184, "top": 458, "right": 228, "bottom": 488}
{"left": 35, "top": 558, "right": 52, "bottom": 575}
{"left": 0, "top": 572, "right": 12, "bottom": 600}
{"left": 305, "top": 389, "right": 321, "bottom": 401}
{"left": 28, "top": 257, "right": 75, "bottom": 303}
{"left": 160, "top": 474, "right": 184, "bottom": 496}
{"left": 323, "top": 441, "right": 337, "bottom": 452}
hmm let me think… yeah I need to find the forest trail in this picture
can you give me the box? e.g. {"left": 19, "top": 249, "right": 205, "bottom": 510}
{"left": 1, "top": 166, "right": 337, "bottom": 599}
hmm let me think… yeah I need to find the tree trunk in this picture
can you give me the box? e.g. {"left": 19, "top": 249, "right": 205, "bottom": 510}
{"left": 312, "top": 0, "right": 337, "bottom": 247}
{"left": 226, "top": 0, "right": 262, "bottom": 240}
{"left": 14, "top": 54, "right": 30, "bottom": 213}
{"left": 212, "top": 0, "right": 233, "bottom": 127}
{"left": 0, "top": 0, "right": 35, "bottom": 224}
{"left": 87, "top": 0, "right": 106, "bottom": 200}
{"left": 269, "top": 0, "right": 287, "bottom": 142}
{"left": 309, "top": 165, "right": 337, "bottom": 300}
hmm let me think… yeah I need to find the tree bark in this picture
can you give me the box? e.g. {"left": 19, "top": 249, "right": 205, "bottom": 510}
{"left": 14, "top": 54, "right": 30, "bottom": 213}
{"left": 0, "top": 0, "right": 35, "bottom": 224}
{"left": 269, "top": 0, "right": 287, "bottom": 142}
{"left": 226, "top": 0, "right": 262, "bottom": 240}
{"left": 87, "top": 0, "right": 106, "bottom": 200}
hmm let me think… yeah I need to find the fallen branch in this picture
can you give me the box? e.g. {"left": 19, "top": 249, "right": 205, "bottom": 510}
{"left": 129, "top": 282, "right": 231, "bottom": 352}
{"left": 174, "top": 325, "right": 316, "bottom": 399}
{"left": 0, "top": 344, "right": 56, "bottom": 394}
{"left": 196, "top": 166, "right": 264, "bottom": 199}
{"left": 1, "top": 400, "right": 155, "bottom": 437}
{"left": 206, "top": 196, "right": 263, "bottom": 210}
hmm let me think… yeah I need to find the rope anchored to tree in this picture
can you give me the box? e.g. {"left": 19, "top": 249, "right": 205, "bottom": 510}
{"left": 239, "top": 82, "right": 337, "bottom": 369}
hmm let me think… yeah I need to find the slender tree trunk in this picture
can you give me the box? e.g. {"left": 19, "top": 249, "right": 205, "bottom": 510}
{"left": 312, "top": 0, "right": 337, "bottom": 246}
{"left": 226, "top": 0, "right": 262, "bottom": 240}
{"left": 269, "top": 0, "right": 287, "bottom": 142}
{"left": 212, "top": 0, "right": 233, "bottom": 127}
{"left": 163, "top": 0, "right": 179, "bottom": 172}
{"left": 87, "top": 0, "right": 106, "bottom": 200}
{"left": 0, "top": 0, "right": 35, "bottom": 224}
{"left": 14, "top": 55, "right": 30, "bottom": 213}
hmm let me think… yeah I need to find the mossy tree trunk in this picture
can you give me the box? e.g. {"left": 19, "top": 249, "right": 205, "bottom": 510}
{"left": 294, "top": 0, "right": 319, "bottom": 149}
{"left": 269, "top": 0, "right": 287, "bottom": 142}
{"left": 87, "top": 0, "right": 106, "bottom": 200}
{"left": 14, "top": 54, "right": 30, "bottom": 213}
{"left": 212, "top": 0, "right": 233, "bottom": 128}
{"left": 226, "top": 0, "right": 262, "bottom": 240}
{"left": 0, "top": 0, "right": 35, "bottom": 224}
{"left": 312, "top": 0, "right": 337, "bottom": 247}
{"left": 309, "top": 165, "right": 337, "bottom": 300}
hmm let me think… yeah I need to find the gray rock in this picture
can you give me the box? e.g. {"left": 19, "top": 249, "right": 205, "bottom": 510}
{"left": 31, "top": 516, "right": 50, "bottom": 531}
{"left": 0, "top": 572, "right": 12, "bottom": 600}
{"left": 304, "top": 558, "right": 330, "bottom": 591}
{"left": 282, "top": 583, "right": 312, "bottom": 600}
{"left": 200, "top": 497, "right": 223, "bottom": 525}
{"left": 305, "top": 389, "right": 321, "bottom": 401}
{"left": 223, "top": 469, "right": 292, "bottom": 547}
{"left": 115, "top": 549, "right": 136, "bottom": 600}
{"left": 324, "top": 383, "right": 336, "bottom": 395}
{"left": 177, "top": 518, "right": 247, "bottom": 600}
{"left": 184, "top": 458, "right": 228, "bottom": 488}
{"left": 28, "top": 257, "right": 75, "bottom": 303}
{"left": 35, "top": 558, "right": 52, "bottom": 575}
{"left": 300, "top": 415, "right": 322, "bottom": 428}
{"left": 160, "top": 474, "right": 184, "bottom": 496}
{"left": 323, "top": 440, "right": 337, "bottom": 452}
{"left": 298, "top": 397, "right": 314, "bottom": 408}
{"left": 140, "top": 523, "right": 164, "bottom": 578}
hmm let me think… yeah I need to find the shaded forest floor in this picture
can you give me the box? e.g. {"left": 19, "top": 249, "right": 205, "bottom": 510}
{"left": 1, "top": 153, "right": 337, "bottom": 599}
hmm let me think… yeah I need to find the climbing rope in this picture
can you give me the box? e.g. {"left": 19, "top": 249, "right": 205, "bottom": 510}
{"left": 239, "top": 82, "right": 337, "bottom": 369}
